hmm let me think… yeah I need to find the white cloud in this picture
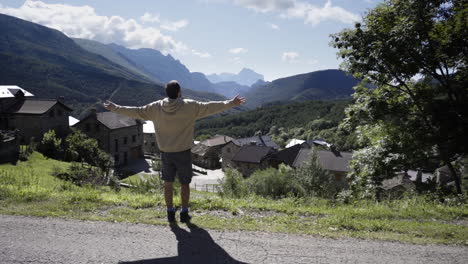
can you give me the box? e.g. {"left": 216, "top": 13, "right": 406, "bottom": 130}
{"left": 230, "top": 0, "right": 359, "bottom": 25}
{"left": 0, "top": 0, "right": 204, "bottom": 56}
{"left": 192, "top": 49, "right": 212, "bottom": 58}
{"left": 140, "top": 12, "right": 160, "bottom": 23}
{"left": 161, "top": 19, "right": 189, "bottom": 32}
{"left": 268, "top": 23, "right": 280, "bottom": 30}
{"left": 228, "top": 47, "right": 248, "bottom": 54}
{"left": 282, "top": 51, "right": 299, "bottom": 62}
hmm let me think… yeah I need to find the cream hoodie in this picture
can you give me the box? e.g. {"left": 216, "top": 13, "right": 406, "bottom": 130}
{"left": 111, "top": 97, "right": 236, "bottom": 152}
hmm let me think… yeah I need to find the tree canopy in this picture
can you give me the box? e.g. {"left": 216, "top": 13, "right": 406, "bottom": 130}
{"left": 331, "top": 0, "right": 467, "bottom": 195}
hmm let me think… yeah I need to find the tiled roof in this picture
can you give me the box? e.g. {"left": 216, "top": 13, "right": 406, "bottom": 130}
{"left": 293, "top": 148, "right": 352, "bottom": 172}
{"left": 270, "top": 144, "right": 303, "bottom": 166}
{"left": 201, "top": 135, "right": 233, "bottom": 147}
{"left": 232, "top": 145, "right": 274, "bottom": 164}
{"left": 5, "top": 99, "right": 72, "bottom": 114}
{"left": 232, "top": 135, "right": 279, "bottom": 149}
{"left": 0, "top": 85, "right": 34, "bottom": 98}
{"left": 285, "top": 139, "right": 305, "bottom": 148}
{"left": 96, "top": 112, "right": 140, "bottom": 130}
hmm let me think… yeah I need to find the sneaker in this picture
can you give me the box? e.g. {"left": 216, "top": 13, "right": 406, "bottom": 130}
{"left": 167, "top": 210, "right": 176, "bottom": 223}
{"left": 180, "top": 211, "right": 192, "bottom": 223}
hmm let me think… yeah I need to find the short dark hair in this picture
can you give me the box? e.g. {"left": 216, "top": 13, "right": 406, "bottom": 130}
{"left": 166, "top": 80, "right": 181, "bottom": 99}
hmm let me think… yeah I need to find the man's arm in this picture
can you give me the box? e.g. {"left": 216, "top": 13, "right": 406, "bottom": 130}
{"left": 103, "top": 100, "right": 156, "bottom": 120}
{"left": 195, "top": 95, "right": 246, "bottom": 119}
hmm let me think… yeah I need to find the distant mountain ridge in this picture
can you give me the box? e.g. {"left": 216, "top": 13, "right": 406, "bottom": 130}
{"left": 244, "top": 69, "right": 360, "bottom": 108}
{"left": 0, "top": 14, "right": 224, "bottom": 116}
{"left": 107, "top": 43, "right": 217, "bottom": 94}
{"left": 207, "top": 68, "right": 264, "bottom": 86}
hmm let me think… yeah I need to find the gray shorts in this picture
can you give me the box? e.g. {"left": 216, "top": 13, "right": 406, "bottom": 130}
{"left": 161, "top": 149, "right": 193, "bottom": 184}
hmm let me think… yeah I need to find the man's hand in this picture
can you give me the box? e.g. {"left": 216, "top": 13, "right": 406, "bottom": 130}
{"left": 231, "top": 94, "right": 246, "bottom": 106}
{"left": 103, "top": 100, "right": 117, "bottom": 111}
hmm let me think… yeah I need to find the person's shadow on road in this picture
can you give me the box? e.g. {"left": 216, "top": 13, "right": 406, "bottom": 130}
{"left": 119, "top": 222, "right": 247, "bottom": 264}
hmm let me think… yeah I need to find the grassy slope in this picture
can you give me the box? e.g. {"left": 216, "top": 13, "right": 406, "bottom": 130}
{"left": 0, "top": 152, "right": 467, "bottom": 245}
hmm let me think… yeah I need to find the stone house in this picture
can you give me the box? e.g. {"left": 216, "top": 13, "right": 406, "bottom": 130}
{"left": 292, "top": 148, "right": 352, "bottom": 189}
{"left": 268, "top": 144, "right": 303, "bottom": 168}
{"left": 73, "top": 110, "right": 144, "bottom": 166}
{"left": 192, "top": 135, "right": 233, "bottom": 169}
{"left": 229, "top": 144, "right": 276, "bottom": 177}
{"left": 0, "top": 130, "right": 19, "bottom": 164}
{"left": 0, "top": 86, "right": 72, "bottom": 144}
{"left": 221, "top": 135, "right": 279, "bottom": 171}
{"left": 143, "top": 121, "right": 159, "bottom": 155}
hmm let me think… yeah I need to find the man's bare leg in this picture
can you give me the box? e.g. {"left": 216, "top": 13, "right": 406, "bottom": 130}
{"left": 164, "top": 181, "right": 174, "bottom": 209}
{"left": 181, "top": 184, "right": 190, "bottom": 209}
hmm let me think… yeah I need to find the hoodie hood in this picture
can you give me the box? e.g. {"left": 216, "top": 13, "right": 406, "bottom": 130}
{"left": 161, "top": 97, "right": 183, "bottom": 113}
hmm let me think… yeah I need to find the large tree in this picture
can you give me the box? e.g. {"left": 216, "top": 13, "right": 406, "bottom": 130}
{"left": 331, "top": 0, "right": 467, "bottom": 195}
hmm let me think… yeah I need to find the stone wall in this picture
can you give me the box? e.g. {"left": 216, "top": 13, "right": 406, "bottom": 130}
{"left": 143, "top": 133, "right": 159, "bottom": 154}
{"left": 109, "top": 126, "right": 144, "bottom": 166}
{"left": 231, "top": 160, "right": 270, "bottom": 177}
{"left": 221, "top": 142, "right": 241, "bottom": 171}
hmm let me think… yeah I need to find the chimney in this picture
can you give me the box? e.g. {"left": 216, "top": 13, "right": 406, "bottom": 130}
{"left": 57, "top": 96, "right": 65, "bottom": 102}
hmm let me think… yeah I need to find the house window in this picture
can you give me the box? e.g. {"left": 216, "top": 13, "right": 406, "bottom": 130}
{"left": 226, "top": 147, "right": 231, "bottom": 153}
{"left": 124, "top": 137, "right": 128, "bottom": 144}
{"left": 57, "top": 109, "right": 63, "bottom": 116}
{"left": 115, "top": 139, "right": 119, "bottom": 151}
{"left": 95, "top": 124, "right": 99, "bottom": 132}
{"left": 124, "top": 152, "right": 128, "bottom": 164}
{"left": 85, "top": 123, "right": 90, "bottom": 132}
{"left": 114, "top": 154, "right": 119, "bottom": 163}
{"left": 49, "top": 109, "right": 55, "bottom": 118}
{"left": 132, "top": 135, "right": 136, "bottom": 143}
{"left": 151, "top": 142, "right": 156, "bottom": 147}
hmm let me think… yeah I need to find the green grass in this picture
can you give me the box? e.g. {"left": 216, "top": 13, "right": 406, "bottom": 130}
{"left": 1, "top": 152, "right": 467, "bottom": 245}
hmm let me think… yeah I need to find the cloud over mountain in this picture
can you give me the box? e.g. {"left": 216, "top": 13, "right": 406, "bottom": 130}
{"left": 0, "top": 0, "right": 206, "bottom": 57}
{"left": 231, "top": 0, "right": 359, "bottom": 25}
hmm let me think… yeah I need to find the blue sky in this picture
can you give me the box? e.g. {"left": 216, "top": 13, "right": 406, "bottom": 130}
{"left": 0, "top": 0, "right": 382, "bottom": 81}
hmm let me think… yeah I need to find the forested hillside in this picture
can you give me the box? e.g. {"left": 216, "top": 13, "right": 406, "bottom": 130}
{"left": 244, "top": 69, "right": 359, "bottom": 108}
{"left": 196, "top": 99, "right": 358, "bottom": 151}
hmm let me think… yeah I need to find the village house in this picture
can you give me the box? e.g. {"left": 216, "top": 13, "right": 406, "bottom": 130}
{"left": 73, "top": 110, "right": 144, "bottom": 166}
{"left": 0, "top": 86, "right": 72, "bottom": 144}
{"left": 293, "top": 148, "right": 352, "bottom": 189}
{"left": 221, "top": 135, "right": 279, "bottom": 171}
{"left": 268, "top": 143, "right": 303, "bottom": 168}
{"left": 0, "top": 130, "right": 19, "bottom": 164}
{"left": 229, "top": 144, "right": 276, "bottom": 177}
{"left": 192, "top": 135, "right": 233, "bottom": 169}
{"left": 143, "top": 120, "right": 159, "bottom": 155}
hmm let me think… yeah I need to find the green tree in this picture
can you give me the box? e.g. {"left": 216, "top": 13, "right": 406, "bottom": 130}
{"left": 38, "top": 130, "right": 62, "bottom": 159}
{"left": 293, "top": 150, "right": 335, "bottom": 198}
{"left": 331, "top": 0, "right": 467, "bottom": 194}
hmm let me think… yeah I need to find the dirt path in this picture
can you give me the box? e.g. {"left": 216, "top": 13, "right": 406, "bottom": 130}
{"left": 0, "top": 214, "right": 466, "bottom": 264}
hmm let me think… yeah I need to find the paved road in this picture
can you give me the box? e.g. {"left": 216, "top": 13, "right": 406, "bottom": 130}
{"left": 0, "top": 215, "right": 466, "bottom": 264}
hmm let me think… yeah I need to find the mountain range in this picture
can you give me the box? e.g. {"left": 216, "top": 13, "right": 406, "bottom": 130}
{"left": 0, "top": 14, "right": 224, "bottom": 117}
{"left": 244, "top": 69, "right": 360, "bottom": 108}
{"left": 0, "top": 13, "right": 360, "bottom": 115}
{"left": 206, "top": 68, "right": 264, "bottom": 86}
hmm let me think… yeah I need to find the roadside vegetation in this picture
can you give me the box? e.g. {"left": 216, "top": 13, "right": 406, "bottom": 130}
{"left": 0, "top": 152, "right": 466, "bottom": 246}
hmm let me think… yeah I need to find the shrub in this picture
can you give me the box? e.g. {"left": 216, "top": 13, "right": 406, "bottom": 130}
{"left": 19, "top": 140, "right": 37, "bottom": 161}
{"left": 219, "top": 169, "right": 248, "bottom": 198}
{"left": 246, "top": 165, "right": 304, "bottom": 199}
{"left": 53, "top": 162, "right": 106, "bottom": 186}
{"left": 38, "top": 130, "right": 63, "bottom": 159}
